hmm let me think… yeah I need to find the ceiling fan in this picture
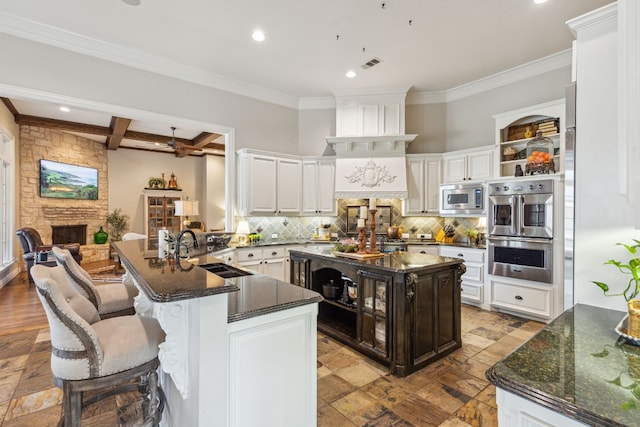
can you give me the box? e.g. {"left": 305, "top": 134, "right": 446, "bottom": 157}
{"left": 167, "top": 126, "right": 200, "bottom": 154}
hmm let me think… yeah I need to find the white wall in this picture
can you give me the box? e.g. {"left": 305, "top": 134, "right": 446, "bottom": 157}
{"left": 444, "top": 67, "right": 572, "bottom": 152}
{"left": 107, "top": 149, "right": 207, "bottom": 234}
{"left": 0, "top": 33, "right": 299, "bottom": 155}
{"left": 205, "top": 155, "right": 226, "bottom": 231}
{"left": 572, "top": 7, "right": 634, "bottom": 311}
{"left": 406, "top": 103, "right": 447, "bottom": 154}
{"left": 297, "top": 109, "right": 335, "bottom": 156}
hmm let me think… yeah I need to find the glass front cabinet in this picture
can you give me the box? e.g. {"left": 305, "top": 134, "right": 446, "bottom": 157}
{"left": 357, "top": 270, "right": 392, "bottom": 361}
{"left": 144, "top": 189, "right": 182, "bottom": 243}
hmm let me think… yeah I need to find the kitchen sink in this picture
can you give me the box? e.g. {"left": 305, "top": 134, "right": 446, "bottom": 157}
{"left": 199, "top": 263, "right": 253, "bottom": 278}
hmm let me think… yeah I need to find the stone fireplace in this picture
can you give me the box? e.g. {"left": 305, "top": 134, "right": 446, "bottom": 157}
{"left": 52, "top": 224, "right": 87, "bottom": 245}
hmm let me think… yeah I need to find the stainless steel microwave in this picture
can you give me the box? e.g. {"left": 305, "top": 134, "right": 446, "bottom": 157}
{"left": 440, "top": 183, "right": 485, "bottom": 216}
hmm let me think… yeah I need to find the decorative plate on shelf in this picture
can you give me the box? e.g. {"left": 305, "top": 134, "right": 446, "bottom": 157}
{"left": 615, "top": 315, "right": 640, "bottom": 346}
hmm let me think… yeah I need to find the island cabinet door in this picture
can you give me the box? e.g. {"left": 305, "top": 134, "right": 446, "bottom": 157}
{"left": 356, "top": 270, "right": 393, "bottom": 362}
{"left": 435, "top": 269, "right": 461, "bottom": 354}
{"left": 289, "top": 254, "right": 311, "bottom": 288}
{"left": 409, "top": 273, "right": 437, "bottom": 367}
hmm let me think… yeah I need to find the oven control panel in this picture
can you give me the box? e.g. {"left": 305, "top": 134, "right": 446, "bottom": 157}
{"left": 489, "top": 179, "right": 553, "bottom": 195}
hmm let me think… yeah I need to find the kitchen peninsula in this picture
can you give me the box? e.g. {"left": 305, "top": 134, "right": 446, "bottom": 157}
{"left": 113, "top": 239, "right": 322, "bottom": 427}
{"left": 289, "top": 246, "right": 465, "bottom": 376}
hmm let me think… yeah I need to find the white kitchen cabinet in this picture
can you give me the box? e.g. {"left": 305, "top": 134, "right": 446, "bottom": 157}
{"left": 407, "top": 245, "right": 439, "bottom": 256}
{"left": 236, "top": 247, "right": 286, "bottom": 282}
{"left": 237, "top": 149, "right": 302, "bottom": 216}
{"left": 442, "top": 147, "right": 494, "bottom": 183}
{"left": 302, "top": 158, "right": 336, "bottom": 215}
{"left": 439, "top": 246, "right": 486, "bottom": 307}
{"left": 335, "top": 92, "right": 406, "bottom": 137}
{"left": 489, "top": 277, "right": 553, "bottom": 321}
{"left": 403, "top": 154, "right": 442, "bottom": 215}
{"left": 493, "top": 99, "right": 565, "bottom": 178}
{"left": 496, "top": 388, "right": 588, "bottom": 427}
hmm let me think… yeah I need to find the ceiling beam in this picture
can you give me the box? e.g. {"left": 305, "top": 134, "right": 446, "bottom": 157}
{"left": 106, "top": 116, "right": 132, "bottom": 150}
{"left": 123, "top": 130, "right": 191, "bottom": 145}
{"left": 1, "top": 97, "right": 18, "bottom": 117}
{"left": 15, "top": 114, "right": 112, "bottom": 135}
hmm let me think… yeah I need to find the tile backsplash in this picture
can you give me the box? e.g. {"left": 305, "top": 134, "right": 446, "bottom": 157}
{"left": 235, "top": 199, "right": 486, "bottom": 243}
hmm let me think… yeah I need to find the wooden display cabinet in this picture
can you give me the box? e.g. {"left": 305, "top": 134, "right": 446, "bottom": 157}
{"left": 144, "top": 189, "right": 182, "bottom": 244}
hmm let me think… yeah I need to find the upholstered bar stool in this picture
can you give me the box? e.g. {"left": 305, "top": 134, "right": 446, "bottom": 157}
{"left": 31, "top": 264, "right": 165, "bottom": 427}
{"left": 52, "top": 247, "right": 138, "bottom": 318}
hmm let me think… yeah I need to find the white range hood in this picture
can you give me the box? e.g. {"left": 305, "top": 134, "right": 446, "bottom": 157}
{"left": 327, "top": 87, "right": 416, "bottom": 199}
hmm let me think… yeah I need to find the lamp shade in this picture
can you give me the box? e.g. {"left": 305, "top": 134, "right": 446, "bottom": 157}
{"left": 236, "top": 220, "right": 251, "bottom": 235}
{"left": 477, "top": 217, "right": 487, "bottom": 229}
{"left": 175, "top": 200, "right": 199, "bottom": 216}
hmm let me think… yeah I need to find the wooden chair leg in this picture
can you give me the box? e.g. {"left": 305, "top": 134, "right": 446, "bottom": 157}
{"left": 63, "top": 381, "right": 82, "bottom": 427}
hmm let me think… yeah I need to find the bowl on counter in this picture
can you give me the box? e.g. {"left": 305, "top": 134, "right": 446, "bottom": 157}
{"left": 322, "top": 282, "right": 341, "bottom": 299}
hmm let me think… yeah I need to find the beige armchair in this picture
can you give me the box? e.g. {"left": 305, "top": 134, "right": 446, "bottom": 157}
{"left": 30, "top": 264, "right": 165, "bottom": 427}
{"left": 52, "top": 246, "right": 138, "bottom": 318}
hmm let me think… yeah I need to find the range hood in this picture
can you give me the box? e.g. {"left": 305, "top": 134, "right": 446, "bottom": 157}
{"left": 327, "top": 86, "right": 416, "bottom": 199}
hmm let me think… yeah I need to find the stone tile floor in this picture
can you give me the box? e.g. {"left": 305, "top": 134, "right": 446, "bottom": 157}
{"left": 0, "top": 304, "right": 543, "bottom": 426}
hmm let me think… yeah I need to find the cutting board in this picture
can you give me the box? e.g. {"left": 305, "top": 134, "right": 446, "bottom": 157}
{"left": 333, "top": 252, "right": 385, "bottom": 260}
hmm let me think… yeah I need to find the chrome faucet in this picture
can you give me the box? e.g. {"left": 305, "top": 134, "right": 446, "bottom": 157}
{"left": 175, "top": 229, "right": 199, "bottom": 260}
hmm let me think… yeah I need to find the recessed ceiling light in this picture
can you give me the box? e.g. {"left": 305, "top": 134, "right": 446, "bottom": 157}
{"left": 121, "top": 0, "right": 141, "bottom": 5}
{"left": 252, "top": 30, "right": 266, "bottom": 42}
{"left": 154, "top": 142, "right": 162, "bottom": 146}
{"left": 533, "top": 0, "right": 548, "bottom": 4}
{"left": 346, "top": 70, "right": 357, "bottom": 78}
{"left": 59, "top": 106, "right": 70, "bottom": 112}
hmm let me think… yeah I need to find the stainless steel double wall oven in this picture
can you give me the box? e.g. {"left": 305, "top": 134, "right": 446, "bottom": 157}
{"left": 488, "top": 179, "right": 554, "bottom": 284}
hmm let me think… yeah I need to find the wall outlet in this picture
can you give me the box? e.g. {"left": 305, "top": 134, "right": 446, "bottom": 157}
{"left": 331, "top": 233, "right": 338, "bottom": 238}
{"left": 401, "top": 233, "right": 410, "bottom": 239}
{"left": 417, "top": 233, "right": 432, "bottom": 240}
{"left": 271, "top": 233, "right": 278, "bottom": 239}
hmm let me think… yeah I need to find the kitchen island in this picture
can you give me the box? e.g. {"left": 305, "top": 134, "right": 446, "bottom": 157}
{"left": 288, "top": 246, "right": 465, "bottom": 376}
{"left": 113, "top": 239, "right": 322, "bottom": 427}
{"left": 487, "top": 304, "right": 640, "bottom": 427}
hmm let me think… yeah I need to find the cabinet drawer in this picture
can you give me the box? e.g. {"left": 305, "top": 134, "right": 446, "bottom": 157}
{"left": 407, "top": 245, "right": 439, "bottom": 256}
{"left": 439, "top": 246, "right": 484, "bottom": 263}
{"left": 462, "top": 262, "right": 483, "bottom": 283}
{"left": 263, "top": 247, "right": 285, "bottom": 259}
{"left": 237, "top": 249, "right": 263, "bottom": 262}
{"left": 460, "top": 283, "right": 482, "bottom": 303}
{"left": 490, "top": 280, "right": 552, "bottom": 319}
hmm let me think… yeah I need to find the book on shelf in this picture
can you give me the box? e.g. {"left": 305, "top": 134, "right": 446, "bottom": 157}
{"left": 537, "top": 123, "right": 557, "bottom": 130}
{"left": 541, "top": 130, "right": 559, "bottom": 137}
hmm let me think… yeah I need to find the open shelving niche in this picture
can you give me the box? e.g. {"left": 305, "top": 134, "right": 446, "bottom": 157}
{"left": 493, "top": 99, "right": 566, "bottom": 178}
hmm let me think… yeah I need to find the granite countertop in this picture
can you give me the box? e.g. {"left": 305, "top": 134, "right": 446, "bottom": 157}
{"left": 113, "top": 240, "right": 322, "bottom": 323}
{"left": 289, "top": 246, "right": 463, "bottom": 273}
{"left": 230, "top": 238, "right": 486, "bottom": 250}
{"left": 487, "top": 304, "right": 640, "bottom": 427}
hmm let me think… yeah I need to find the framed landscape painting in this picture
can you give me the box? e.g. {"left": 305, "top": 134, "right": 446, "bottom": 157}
{"left": 39, "top": 159, "right": 98, "bottom": 200}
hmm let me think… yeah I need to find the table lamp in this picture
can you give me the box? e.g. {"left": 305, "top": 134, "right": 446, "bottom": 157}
{"left": 236, "top": 220, "right": 251, "bottom": 245}
{"left": 175, "top": 198, "right": 200, "bottom": 229}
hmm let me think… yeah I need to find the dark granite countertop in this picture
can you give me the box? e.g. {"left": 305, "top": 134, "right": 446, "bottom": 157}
{"left": 290, "top": 246, "right": 463, "bottom": 273}
{"left": 487, "top": 304, "right": 640, "bottom": 427}
{"left": 113, "top": 240, "right": 322, "bottom": 323}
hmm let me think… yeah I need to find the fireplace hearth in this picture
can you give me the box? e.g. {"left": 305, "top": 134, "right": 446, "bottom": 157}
{"left": 52, "top": 224, "right": 87, "bottom": 245}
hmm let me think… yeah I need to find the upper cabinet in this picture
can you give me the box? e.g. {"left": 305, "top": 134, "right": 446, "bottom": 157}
{"left": 493, "top": 99, "right": 565, "bottom": 178}
{"left": 302, "top": 158, "right": 336, "bottom": 215}
{"left": 334, "top": 87, "right": 408, "bottom": 137}
{"left": 403, "top": 154, "right": 442, "bottom": 215}
{"left": 237, "top": 149, "right": 302, "bottom": 216}
{"left": 442, "top": 146, "right": 494, "bottom": 183}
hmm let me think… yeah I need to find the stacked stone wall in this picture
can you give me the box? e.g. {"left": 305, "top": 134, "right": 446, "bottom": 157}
{"left": 19, "top": 126, "right": 110, "bottom": 264}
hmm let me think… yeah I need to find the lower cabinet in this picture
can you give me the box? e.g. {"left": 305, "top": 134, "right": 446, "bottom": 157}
{"left": 439, "top": 246, "right": 486, "bottom": 308}
{"left": 289, "top": 250, "right": 463, "bottom": 376}
{"left": 407, "top": 244, "right": 439, "bottom": 256}
{"left": 495, "top": 388, "right": 588, "bottom": 427}
{"left": 489, "top": 277, "right": 553, "bottom": 321}
{"left": 236, "top": 247, "right": 286, "bottom": 282}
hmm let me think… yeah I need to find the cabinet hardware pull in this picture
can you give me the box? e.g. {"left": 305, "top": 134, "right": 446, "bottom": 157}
{"left": 248, "top": 254, "right": 254, "bottom": 258}
{"left": 272, "top": 251, "right": 277, "bottom": 256}
{"left": 457, "top": 253, "right": 464, "bottom": 257}
{"left": 420, "top": 251, "right": 426, "bottom": 254}
{"left": 515, "top": 295, "right": 523, "bottom": 300}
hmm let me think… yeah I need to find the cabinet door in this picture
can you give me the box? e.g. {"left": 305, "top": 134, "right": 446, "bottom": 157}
{"left": 290, "top": 254, "right": 311, "bottom": 288}
{"left": 316, "top": 160, "right": 336, "bottom": 214}
{"left": 276, "top": 159, "right": 302, "bottom": 214}
{"left": 357, "top": 270, "right": 392, "bottom": 361}
{"left": 262, "top": 258, "right": 285, "bottom": 281}
{"left": 411, "top": 273, "right": 437, "bottom": 365}
{"left": 467, "top": 150, "right": 493, "bottom": 181}
{"left": 436, "top": 269, "right": 460, "bottom": 353}
{"left": 247, "top": 155, "right": 278, "bottom": 214}
{"left": 442, "top": 154, "right": 467, "bottom": 183}
{"left": 301, "top": 161, "right": 318, "bottom": 214}
{"left": 424, "top": 158, "right": 442, "bottom": 213}
{"left": 405, "top": 158, "right": 426, "bottom": 214}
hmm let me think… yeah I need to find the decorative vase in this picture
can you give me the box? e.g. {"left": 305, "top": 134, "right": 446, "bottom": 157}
{"left": 94, "top": 226, "right": 108, "bottom": 244}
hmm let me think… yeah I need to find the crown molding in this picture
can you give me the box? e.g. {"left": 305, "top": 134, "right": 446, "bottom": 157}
{"left": 566, "top": 2, "right": 617, "bottom": 36}
{"left": 0, "top": 11, "right": 299, "bottom": 109}
{"left": 0, "top": 11, "right": 574, "bottom": 112}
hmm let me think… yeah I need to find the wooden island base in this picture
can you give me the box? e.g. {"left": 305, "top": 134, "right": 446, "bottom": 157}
{"left": 289, "top": 247, "right": 465, "bottom": 377}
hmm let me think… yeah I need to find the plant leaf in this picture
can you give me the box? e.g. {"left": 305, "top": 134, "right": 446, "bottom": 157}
{"left": 592, "top": 281, "right": 610, "bottom": 293}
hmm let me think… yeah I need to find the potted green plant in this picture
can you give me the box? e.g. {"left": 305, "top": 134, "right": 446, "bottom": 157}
{"left": 592, "top": 239, "right": 640, "bottom": 339}
{"left": 106, "top": 208, "right": 130, "bottom": 242}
